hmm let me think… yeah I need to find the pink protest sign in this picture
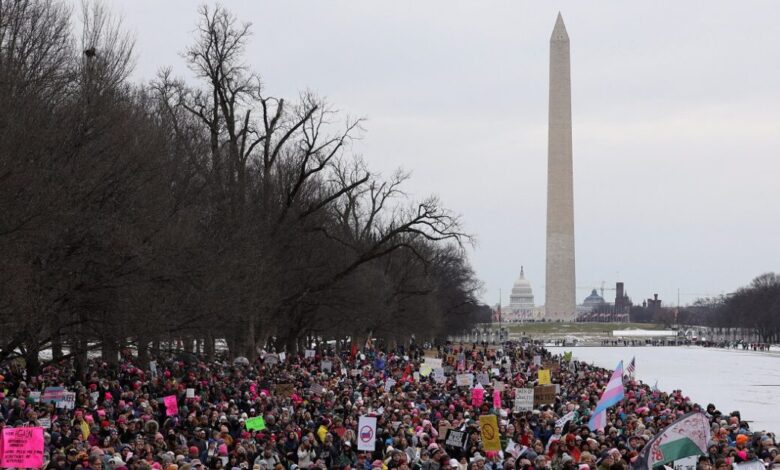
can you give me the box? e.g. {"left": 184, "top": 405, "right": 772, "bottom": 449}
{"left": 493, "top": 390, "right": 502, "bottom": 409}
{"left": 163, "top": 395, "right": 178, "bottom": 416}
{"left": 0, "top": 427, "right": 44, "bottom": 468}
{"left": 471, "top": 387, "right": 484, "bottom": 407}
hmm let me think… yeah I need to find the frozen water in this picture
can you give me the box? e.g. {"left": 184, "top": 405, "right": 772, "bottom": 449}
{"left": 548, "top": 346, "right": 780, "bottom": 433}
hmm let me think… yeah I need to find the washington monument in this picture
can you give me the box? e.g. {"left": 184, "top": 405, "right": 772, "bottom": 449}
{"left": 545, "top": 13, "right": 576, "bottom": 321}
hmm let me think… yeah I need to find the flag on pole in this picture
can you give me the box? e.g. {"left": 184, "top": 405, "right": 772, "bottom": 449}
{"left": 626, "top": 357, "right": 636, "bottom": 377}
{"left": 588, "top": 361, "right": 624, "bottom": 431}
{"left": 632, "top": 412, "right": 711, "bottom": 470}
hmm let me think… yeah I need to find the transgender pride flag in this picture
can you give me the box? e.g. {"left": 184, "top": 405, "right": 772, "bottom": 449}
{"left": 588, "top": 361, "right": 625, "bottom": 431}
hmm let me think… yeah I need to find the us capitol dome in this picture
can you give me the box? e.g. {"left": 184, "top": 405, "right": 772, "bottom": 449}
{"left": 505, "top": 267, "right": 537, "bottom": 321}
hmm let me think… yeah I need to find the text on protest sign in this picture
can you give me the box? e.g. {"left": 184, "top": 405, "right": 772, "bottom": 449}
{"left": 0, "top": 427, "right": 44, "bottom": 469}
{"left": 163, "top": 395, "right": 178, "bottom": 416}
{"left": 514, "top": 388, "right": 534, "bottom": 412}
{"left": 533, "top": 385, "right": 556, "bottom": 406}
{"left": 456, "top": 373, "right": 474, "bottom": 387}
{"left": 444, "top": 429, "right": 469, "bottom": 450}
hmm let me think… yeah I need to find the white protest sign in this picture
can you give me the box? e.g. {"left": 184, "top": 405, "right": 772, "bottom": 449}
{"left": 186, "top": 388, "right": 195, "bottom": 399}
{"left": 476, "top": 372, "right": 490, "bottom": 386}
{"left": 533, "top": 355, "right": 542, "bottom": 366}
{"left": 456, "top": 373, "right": 474, "bottom": 387}
{"left": 279, "top": 352, "right": 286, "bottom": 362}
{"left": 357, "top": 416, "right": 377, "bottom": 451}
{"left": 384, "top": 378, "right": 396, "bottom": 392}
{"left": 555, "top": 411, "right": 575, "bottom": 429}
{"left": 58, "top": 392, "right": 76, "bottom": 409}
{"left": 413, "top": 372, "right": 420, "bottom": 382}
{"left": 89, "top": 392, "right": 99, "bottom": 403}
{"left": 28, "top": 391, "right": 41, "bottom": 403}
{"left": 38, "top": 417, "right": 51, "bottom": 429}
{"left": 149, "top": 360, "right": 158, "bottom": 378}
{"left": 305, "top": 349, "right": 315, "bottom": 358}
{"left": 673, "top": 456, "right": 698, "bottom": 470}
{"left": 513, "top": 388, "right": 534, "bottom": 412}
{"left": 321, "top": 360, "right": 333, "bottom": 372}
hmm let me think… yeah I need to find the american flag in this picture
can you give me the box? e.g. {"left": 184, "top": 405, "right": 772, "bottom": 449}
{"left": 626, "top": 356, "right": 636, "bottom": 376}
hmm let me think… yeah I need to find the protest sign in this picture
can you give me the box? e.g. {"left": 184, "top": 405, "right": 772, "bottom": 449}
{"left": 310, "top": 383, "right": 325, "bottom": 395}
{"left": 0, "top": 427, "right": 44, "bottom": 469}
{"left": 673, "top": 456, "right": 698, "bottom": 470}
{"left": 556, "top": 411, "right": 575, "bottom": 429}
{"left": 533, "top": 355, "right": 541, "bottom": 366}
{"left": 275, "top": 383, "right": 294, "bottom": 398}
{"left": 321, "top": 360, "right": 333, "bottom": 372}
{"left": 438, "top": 423, "right": 452, "bottom": 442}
{"left": 149, "top": 360, "right": 158, "bottom": 378}
{"left": 279, "top": 352, "right": 286, "bottom": 362}
{"left": 246, "top": 416, "right": 266, "bottom": 431}
{"left": 471, "top": 384, "right": 484, "bottom": 407}
{"left": 384, "top": 378, "right": 396, "bottom": 392}
{"left": 493, "top": 390, "right": 502, "bottom": 409}
{"left": 537, "top": 369, "right": 551, "bottom": 385}
{"left": 413, "top": 372, "right": 420, "bottom": 382}
{"left": 27, "top": 391, "right": 41, "bottom": 403}
{"left": 38, "top": 417, "right": 51, "bottom": 429}
{"left": 444, "top": 429, "right": 469, "bottom": 449}
{"left": 476, "top": 372, "right": 490, "bottom": 386}
{"left": 494, "top": 381, "right": 506, "bottom": 392}
{"left": 479, "top": 414, "right": 501, "bottom": 451}
{"left": 186, "top": 388, "right": 195, "bottom": 399}
{"left": 264, "top": 355, "right": 279, "bottom": 365}
{"left": 58, "top": 392, "right": 76, "bottom": 409}
{"left": 533, "top": 385, "right": 556, "bottom": 406}
{"left": 456, "top": 373, "right": 473, "bottom": 387}
{"left": 514, "top": 388, "right": 534, "bottom": 412}
{"left": 357, "top": 416, "right": 377, "bottom": 451}
{"left": 305, "top": 349, "right": 315, "bottom": 358}
{"left": 41, "top": 387, "right": 65, "bottom": 404}
{"left": 90, "top": 391, "right": 99, "bottom": 404}
{"left": 163, "top": 395, "right": 178, "bottom": 416}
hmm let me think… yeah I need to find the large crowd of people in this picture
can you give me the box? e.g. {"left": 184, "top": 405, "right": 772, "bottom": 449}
{"left": 0, "top": 341, "right": 778, "bottom": 470}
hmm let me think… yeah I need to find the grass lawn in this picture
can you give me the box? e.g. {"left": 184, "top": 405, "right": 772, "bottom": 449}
{"left": 500, "top": 322, "right": 665, "bottom": 336}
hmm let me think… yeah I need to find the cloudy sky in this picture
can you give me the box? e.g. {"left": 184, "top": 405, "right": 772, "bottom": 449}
{"left": 106, "top": 1, "right": 780, "bottom": 308}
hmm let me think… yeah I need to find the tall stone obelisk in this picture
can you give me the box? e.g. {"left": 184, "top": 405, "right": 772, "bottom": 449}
{"left": 545, "top": 13, "right": 576, "bottom": 321}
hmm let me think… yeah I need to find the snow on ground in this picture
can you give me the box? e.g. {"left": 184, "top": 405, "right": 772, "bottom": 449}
{"left": 548, "top": 346, "right": 780, "bottom": 433}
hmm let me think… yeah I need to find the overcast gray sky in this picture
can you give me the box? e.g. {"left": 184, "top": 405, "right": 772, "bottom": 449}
{"left": 107, "top": 1, "right": 780, "bottom": 308}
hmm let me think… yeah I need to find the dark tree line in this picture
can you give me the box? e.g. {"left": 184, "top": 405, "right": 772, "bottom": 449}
{"left": 631, "top": 273, "right": 780, "bottom": 343}
{"left": 0, "top": 2, "right": 489, "bottom": 375}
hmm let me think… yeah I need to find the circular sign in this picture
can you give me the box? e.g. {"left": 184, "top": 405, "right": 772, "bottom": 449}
{"left": 360, "top": 425, "right": 374, "bottom": 442}
{"left": 482, "top": 423, "right": 496, "bottom": 440}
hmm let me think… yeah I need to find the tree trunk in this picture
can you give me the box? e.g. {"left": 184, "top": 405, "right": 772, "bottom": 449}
{"left": 137, "top": 335, "right": 149, "bottom": 365}
{"left": 204, "top": 332, "right": 215, "bottom": 361}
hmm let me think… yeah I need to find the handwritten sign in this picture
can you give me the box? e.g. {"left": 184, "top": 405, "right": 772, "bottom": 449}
{"left": 537, "top": 369, "right": 551, "bottom": 385}
{"left": 514, "top": 388, "right": 534, "bottom": 412}
{"left": 275, "top": 383, "right": 294, "bottom": 398}
{"left": 304, "top": 349, "right": 315, "bottom": 358}
{"left": 58, "top": 391, "right": 76, "bottom": 409}
{"left": 456, "top": 373, "right": 473, "bottom": 387}
{"left": 246, "top": 416, "right": 266, "bottom": 431}
{"left": 163, "top": 395, "right": 178, "bottom": 416}
{"left": 0, "top": 427, "right": 44, "bottom": 468}
{"left": 186, "top": 388, "right": 195, "bottom": 399}
{"left": 533, "top": 385, "right": 556, "bottom": 406}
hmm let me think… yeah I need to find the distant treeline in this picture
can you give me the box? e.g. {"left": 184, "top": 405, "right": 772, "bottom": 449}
{"left": 630, "top": 273, "right": 780, "bottom": 343}
{"left": 0, "top": 2, "right": 490, "bottom": 375}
